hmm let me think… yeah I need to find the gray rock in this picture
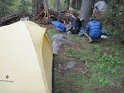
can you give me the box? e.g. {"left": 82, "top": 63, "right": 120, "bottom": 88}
{"left": 52, "top": 34, "right": 73, "bottom": 55}
{"left": 52, "top": 34, "right": 67, "bottom": 42}
{"left": 65, "top": 61, "right": 77, "bottom": 69}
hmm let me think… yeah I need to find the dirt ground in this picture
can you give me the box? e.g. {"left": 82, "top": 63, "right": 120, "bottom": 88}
{"left": 47, "top": 26, "right": 124, "bottom": 93}
{"left": 54, "top": 43, "right": 124, "bottom": 93}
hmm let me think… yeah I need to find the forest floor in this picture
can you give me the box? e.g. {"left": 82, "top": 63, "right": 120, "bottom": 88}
{"left": 46, "top": 25, "right": 124, "bottom": 93}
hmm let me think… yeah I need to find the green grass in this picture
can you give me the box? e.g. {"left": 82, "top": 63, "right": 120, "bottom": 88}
{"left": 55, "top": 71, "right": 97, "bottom": 93}
{"left": 66, "top": 43, "right": 123, "bottom": 82}
{"left": 47, "top": 29, "right": 124, "bottom": 93}
{"left": 47, "top": 29, "right": 60, "bottom": 41}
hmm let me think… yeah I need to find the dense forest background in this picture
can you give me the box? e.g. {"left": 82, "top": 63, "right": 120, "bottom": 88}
{"left": 0, "top": 0, "right": 124, "bottom": 18}
{"left": 0, "top": 0, "right": 123, "bottom": 35}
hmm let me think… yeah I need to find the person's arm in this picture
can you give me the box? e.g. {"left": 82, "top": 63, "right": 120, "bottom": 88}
{"left": 83, "top": 23, "right": 93, "bottom": 42}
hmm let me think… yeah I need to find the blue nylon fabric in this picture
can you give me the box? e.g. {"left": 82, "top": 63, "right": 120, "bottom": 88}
{"left": 51, "top": 21, "right": 66, "bottom": 32}
{"left": 86, "top": 19, "right": 102, "bottom": 40}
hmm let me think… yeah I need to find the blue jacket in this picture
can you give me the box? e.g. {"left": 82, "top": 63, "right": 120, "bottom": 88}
{"left": 86, "top": 19, "right": 102, "bottom": 40}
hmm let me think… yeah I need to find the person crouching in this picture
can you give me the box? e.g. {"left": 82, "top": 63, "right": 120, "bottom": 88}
{"left": 84, "top": 17, "right": 102, "bottom": 43}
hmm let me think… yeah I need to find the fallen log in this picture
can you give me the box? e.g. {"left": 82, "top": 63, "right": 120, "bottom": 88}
{"left": 0, "top": 14, "right": 21, "bottom": 26}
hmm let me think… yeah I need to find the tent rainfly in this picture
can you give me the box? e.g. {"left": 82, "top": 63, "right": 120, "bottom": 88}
{"left": 0, "top": 21, "right": 53, "bottom": 93}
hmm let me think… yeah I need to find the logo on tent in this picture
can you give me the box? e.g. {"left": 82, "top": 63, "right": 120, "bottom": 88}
{"left": 6, "top": 75, "right": 9, "bottom": 79}
{"left": 0, "top": 75, "right": 14, "bottom": 83}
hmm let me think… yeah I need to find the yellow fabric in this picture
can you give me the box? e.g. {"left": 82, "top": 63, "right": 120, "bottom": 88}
{"left": 0, "top": 21, "right": 53, "bottom": 93}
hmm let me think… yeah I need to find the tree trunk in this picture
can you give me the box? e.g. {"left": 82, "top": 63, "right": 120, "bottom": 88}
{"left": 56, "top": 0, "right": 61, "bottom": 12}
{"left": 116, "top": 0, "right": 121, "bottom": 5}
{"left": 80, "top": 0, "right": 95, "bottom": 26}
{"left": 69, "top": 0, "right": 72, "bottom": 8}
{"left": 43, "top": 0, "right": 49, "bottom": 10}
{"left": 72, "top": 0, "right": 82, "bottom": 10}
{"left": 32, "top": 0, "right": 44, "bottom": 19}
{"left": 69, "top": 0, "right": 73, "bottom": 9}
{"left": 67, "top": 0, "right": 70, "bottom": 10}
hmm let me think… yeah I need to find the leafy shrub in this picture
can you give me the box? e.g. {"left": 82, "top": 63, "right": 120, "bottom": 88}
{"left": 17, "top": 0, "right": 32, "bottom": 15}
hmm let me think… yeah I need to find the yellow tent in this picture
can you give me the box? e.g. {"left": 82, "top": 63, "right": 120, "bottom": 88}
{"left": 0, "top": 21, "right": 53, "bottom": 93}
